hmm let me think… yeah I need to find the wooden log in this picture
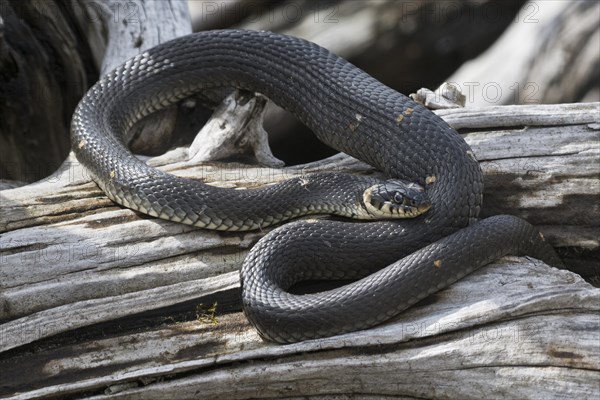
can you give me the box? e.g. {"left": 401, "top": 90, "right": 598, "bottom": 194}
{"left": 448, "top": 1, "right": 600, "bottom": 105}
{"left": 1, "top": 104, "right": 598, "bottom": 399}
{"left": 1, "top": 103, "right": 598, "bottom": 327}
{"left": 0, "top": 0, "right": 194, "bottom": 187}
{"left": 0, "top": 258, "right": 597, "bottom": 399}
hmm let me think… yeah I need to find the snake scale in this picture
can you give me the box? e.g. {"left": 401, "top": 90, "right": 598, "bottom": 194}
{"left": 71, "top": 30, "right": 563, "bottom": 343}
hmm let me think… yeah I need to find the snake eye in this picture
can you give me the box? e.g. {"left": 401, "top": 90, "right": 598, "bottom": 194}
{"left": 393, "top": 191, "right": 405, "bottom": 204}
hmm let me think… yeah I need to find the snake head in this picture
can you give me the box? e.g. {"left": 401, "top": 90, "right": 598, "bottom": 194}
{"left": 362, "top": 180, "right": 431, "bottom": 219}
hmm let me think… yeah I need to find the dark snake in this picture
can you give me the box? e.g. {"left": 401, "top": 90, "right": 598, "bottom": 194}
{"left": 71, "top": 30, "right": 563, "bottom": 343}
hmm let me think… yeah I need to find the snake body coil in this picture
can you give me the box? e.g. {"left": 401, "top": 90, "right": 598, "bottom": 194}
{"left": 71, "top": 30, "right": 562, "bottom": 343}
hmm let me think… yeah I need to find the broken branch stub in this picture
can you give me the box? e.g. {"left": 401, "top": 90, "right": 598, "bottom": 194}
{"left": 188, "top": 90, "right": 285, "bottom": 168}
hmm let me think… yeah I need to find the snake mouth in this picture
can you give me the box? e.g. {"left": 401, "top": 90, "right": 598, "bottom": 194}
{"left": 362, "top": 179, "right": 432, "bottom": 219}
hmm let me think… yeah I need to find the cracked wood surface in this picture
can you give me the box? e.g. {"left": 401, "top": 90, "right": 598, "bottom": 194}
{"left": 1, "top": 103, "right": 599, "bottom": 399}
{"left": 1, "top": 260, "right": 597, "bottom": 399}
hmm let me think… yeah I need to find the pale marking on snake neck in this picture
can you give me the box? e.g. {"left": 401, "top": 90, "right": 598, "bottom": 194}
{"left": 404, "top": 107, "right": 414, "bottom": 115}
{"left": 395, "top": 114, "right": 404, "bottom": 125}
{"left": 78, "top": 139, "right": 87, "bottom": 149}
{"left": 466, "top": 150, "right": 477, "bottom": 162}
{"left": 426, "top": 175, "right": 437, "bottom": 185}
{"left": 348, "top": 114, "right": 363, "bottom": 132}
{"left": 433, "top": 259, "right": 442, "bottom": 268}
{"left": 305, "top": 218, "right": 321, "bottom": 224}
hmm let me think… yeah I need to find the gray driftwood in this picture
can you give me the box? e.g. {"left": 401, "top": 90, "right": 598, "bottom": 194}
{"left": 448, "top": 0, "right": 600, "bottom": 105}
{"left": 1, "top": 102, "right": 599, "bottom": 399}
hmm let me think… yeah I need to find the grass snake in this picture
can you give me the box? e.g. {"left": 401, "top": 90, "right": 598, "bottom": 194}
{"left": 71, "top": 30, "right": 563, "bottom": 343}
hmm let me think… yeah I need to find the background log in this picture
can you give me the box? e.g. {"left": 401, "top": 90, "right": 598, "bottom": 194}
{"left": 0, "top": 0, "right": 92, "bottom": 184}
{"left": 0, "top": 0, "right": 201, "bottom": 187}
{"left": 448, "top": 0, "right": 600, "bottom": 106}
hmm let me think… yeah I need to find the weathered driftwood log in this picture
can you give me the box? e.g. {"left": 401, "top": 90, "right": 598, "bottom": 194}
{"left": 1, "top": 259, "right": 598, "bottom": 399}
{"left": 448, "top": 0, "right": 600, "bottom": 106}
{"left": 0, "top": 103, "right": 598, "bottom": 399}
